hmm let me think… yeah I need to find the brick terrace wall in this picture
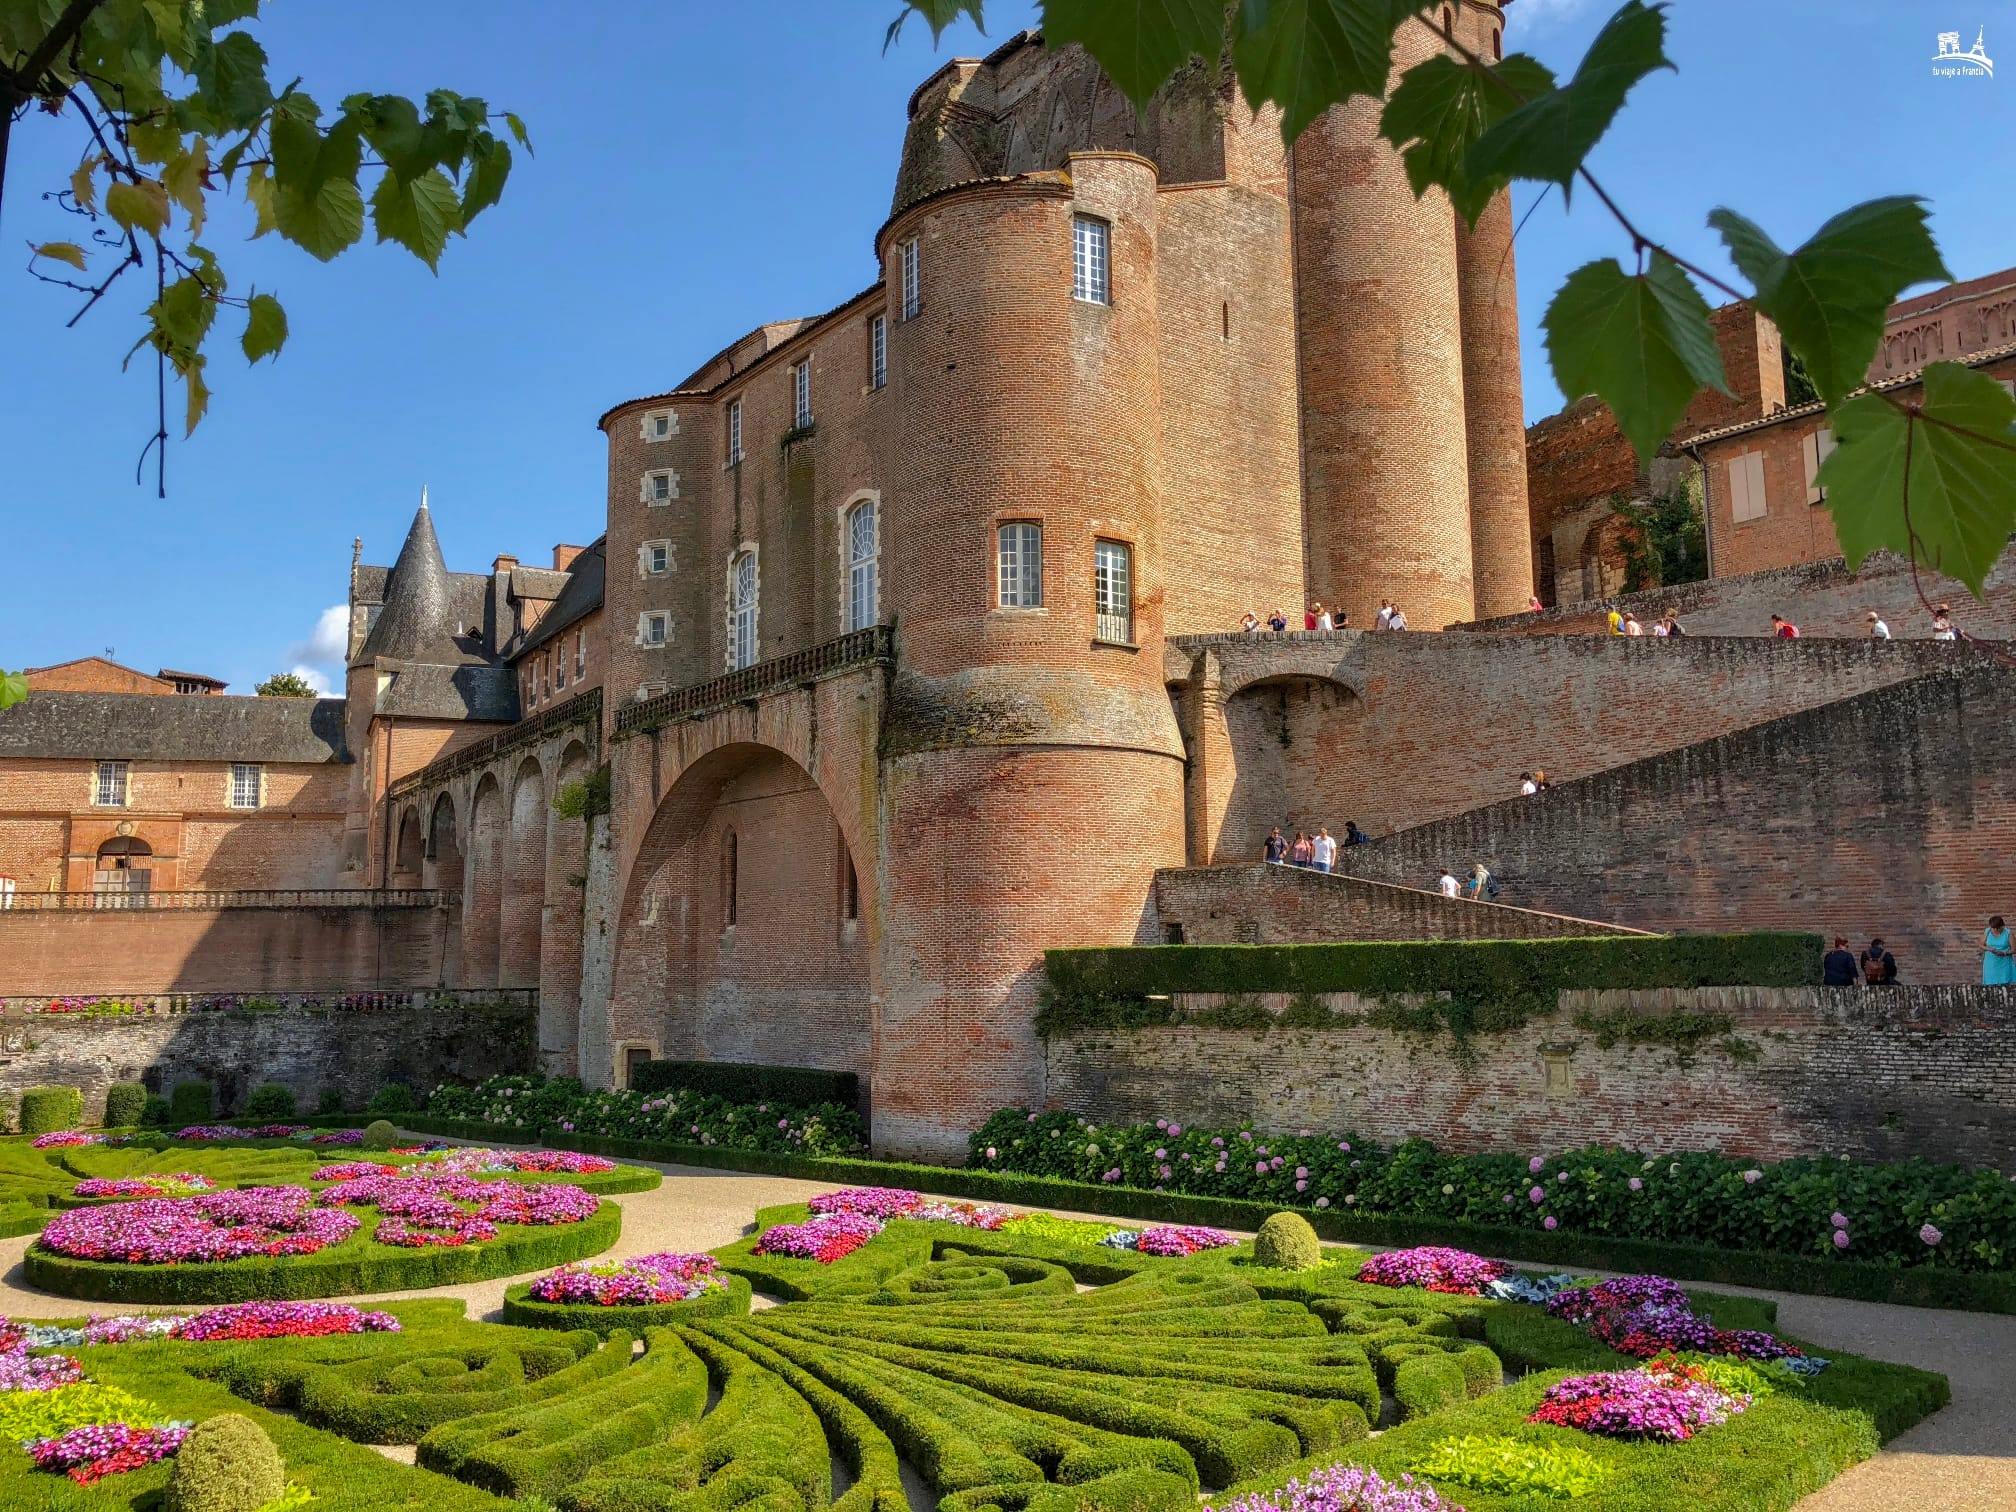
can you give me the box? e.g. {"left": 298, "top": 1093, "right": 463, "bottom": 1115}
{"left": 0, "top": 1001, "right": 534, "bottom": 1126}
{"left": 1042, "top": 984, "right": 2016, "bottom": 1167}
{"left": 0, "top": 905, "right": 452, "bottom": 996}
{"left": 1336, "top": 664, "right": 2016, "bottom": 983}
{"left": 1185, "top": 631, "right": 1962, "bottom": 853}
{"left": 1152, "top": 864, "right": 1644, "bottom": 942}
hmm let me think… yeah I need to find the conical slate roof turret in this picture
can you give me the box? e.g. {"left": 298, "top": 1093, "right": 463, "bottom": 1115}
{"left": 356, "top": 502, "right": 458, "bottom": 664}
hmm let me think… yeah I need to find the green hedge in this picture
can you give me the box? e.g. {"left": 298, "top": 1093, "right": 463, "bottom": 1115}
{"left": 500, "top": 1272, "right": 753, "bottom": 1335}
{"left": 1040, "top": 933, "right": 1823, "bottom": 1032}
{"left": 169, "top": 1078, "right": 215, "bottom": 1123}
{"left": 22, "top": 1199, "right": 622, "bottom": 1304}
{"left": 18, "top": 1085, "right": 83, "bottom": 1136}
{"left": 104, "top": 1082, "right": 148, "bottom": 1129}
{"left": 629, "top": 1059, "right": 860, "bottom": 1107}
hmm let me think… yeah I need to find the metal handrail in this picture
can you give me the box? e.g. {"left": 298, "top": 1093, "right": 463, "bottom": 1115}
{"left": 615, "top": 625, "right": 895, "bottom": 736}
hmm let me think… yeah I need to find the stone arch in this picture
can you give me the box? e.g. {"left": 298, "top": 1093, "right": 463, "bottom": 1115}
{"left": 539, "top": 739, "right": 593, "bottom": 1075}
{"left": 1578, "top": 514, "right": 1632, "bottom": 602}
{"left": 463, "top": 773, "right": 504, "bottom": 989}
{"left": 425, "top": 792, "right": 463, "bottom": 893}
{"left": 391, "top": 806, "right": 425, "bottom": 889}
{"left": 501, "top": 755, "right": 547, "bottom": 988}
{"left": 610, "top": 740, "right": 873, "bottom": 1088}
{"left": 1216, "top": 674, "right": 1370, "bottom": 862}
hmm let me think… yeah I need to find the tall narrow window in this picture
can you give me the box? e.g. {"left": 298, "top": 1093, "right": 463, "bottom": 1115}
{"left": 1073, "top": 216, "right": 1110, "bottom": 305}
{"left": 1094, "top": 539, "right": 1133, "bottom": 644}
{"left": 846, "top": 498, "right": 879, "bottom": 632}
{"left": 1802, "top": 427, "right": 1838, "bottom": 505}
{"left": 729, "top": 550, "right": 759, "bottom": 670}
{"left": 554, "top": 648, "right": 567, "bottom": 690}
{"left": 869, "top": 314, "right": 887, "bottom": 389}
{"left": 94, "top": 760, "right": 129, "bottom": 807}
{"left": 723, "top": 831, "right": 738, "bottom": 927}
{"left": 843, "top": 854, "right": 859, "bottom": 921}
{"left": 575, "top": 630, "right": 586, "bottom": 676}
{"left": 792, "top": 361, "right": 812, "bottom": 429}
{"left": 229, "top": 763, "right": 262, "bottom": 810}
{"left": 900, "top": 238, "right": 921, "bottom": 321}
{"left": 997, "top": 522, "right": 1043, "bottom": 609}
{"left": 726, "top": 397, "right": 743, "bottom": 465}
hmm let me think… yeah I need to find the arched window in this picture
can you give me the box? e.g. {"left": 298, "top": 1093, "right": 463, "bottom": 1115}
{"left": 846, "top": 498, "right": 879, "bottom": 632}
{"left": 1493, "top": 27, "right": 1503, "bottom": 59}
{"left": 1442, "top": 6, "right": 1453, "bottom": 37}
{"left": 729, "top": 550, "right": 759, "bottom": 670}
{"left": 723, "top": 830, "right": 738, "bottom": 927}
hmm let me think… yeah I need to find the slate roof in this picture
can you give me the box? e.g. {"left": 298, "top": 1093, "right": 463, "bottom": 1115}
{"left": 355, "top": 505, "right": 499, "bottom": 667}
{"left": 514, "top": 538, "right": 606, "bottom": 660}
{"left": 0, "top": 693, "right": 349, "bottom": 764}
{"left": 1688, "top": 339, "right": 2016, "bottom": 447}
{"left": 511, "top": 566, "right": 571, "bottom": 601}
{"left": 372, "top": 662, "right": 519, "bottom": 723}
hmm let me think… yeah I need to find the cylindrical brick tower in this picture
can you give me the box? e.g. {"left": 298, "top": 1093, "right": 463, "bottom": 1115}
{"left": 872, "top": 152, "right": 1187, "bottom": 1158}
{"left": 1454, "top": 2, "right": 1534, "bottom": 618}
{"left": 1290, "top": 14, "right": 1475, "bottom": 629}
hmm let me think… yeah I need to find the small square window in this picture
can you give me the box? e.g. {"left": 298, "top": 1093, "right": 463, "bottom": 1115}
{"left": 641, "top": 540, "right": 672, "bottom": 577}
{"left": 900, "top": 238, "right": 921, "bottom": 321}
{"left": 229, "top": 763, "right": 262, "bottom": 810}
{"left": 1073, "top": 216, "right": 1110, "bottom": 305}
{"left": 639, "top": 612, "right": 670, "bottom": 647}
{"left": 726, "top": 398, "right": 744, "bottom": 465}
{"left": 94, "top": 760, "right": 129, "bottom": 808}
{"left": 640, "top": 409, "right": 678, "bottom": 442}
{"left": 641, "top": 469, "right": 678, "bottom": 506}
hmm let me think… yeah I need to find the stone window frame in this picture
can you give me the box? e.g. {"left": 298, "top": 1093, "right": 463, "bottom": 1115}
{"left": 639, "top": 539, "right": 673, "bottom": 578}
{"left": 641, "top": 468, "right": 679, "bottom": 507}
{"left": 995, "top": 518, "right": 1045, "bottom": 612}
{"left": 637, "top": 611, "right": 670, "bottom": 648}
{"left": 94, "top": 759, "right": 130, "bottom": 808}
{"left": 868, "top": 313, "right": 887, "bottom": 391}
{"left": 1093, "top": 535, "right": 1135, "bottom": 647}
{"left": 841, "top": 490, "right": 881, "bottom": 633}
{"left": 791, "top": 359, "right": 813, "bottom": 430}
{"left": 553, "top": 646, "right": 567, "bottom": 692}
{"left": 727, "top": 544, "right": 761, "bottom": 671}
{"left": 639, "top": 408, "right": 679, "bottom": 443}
{"left": 228, "top": 762, "right": 264, "bottom": 811}
{"left": 1072, "top": 214, "right": 1111, "bottom": 306}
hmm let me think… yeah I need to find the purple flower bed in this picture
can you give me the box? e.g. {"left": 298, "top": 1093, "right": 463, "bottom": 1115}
{"left": 1528, "top": 1357, "right": 1749, "bottom": 1442}
{"left": 28, "top": 1422, "right": 189, "bottom": 1485}
{"left": 73, "top": 1174, "right": 215, "bottom": 1200}
{"left": 1356, "top": 1247, "right": 1509, "bottom": 1295}
{"left": 0, "top": 1349, "right": 85, "bottom": 1391}
{"left": 808, "top": 1187, "right": 924, "bottom": 1220}
{"left": 30, "top": 1131, "right": 103, "bottom": 1148}
{"left": 308, "top": 1129, "right": 366, "bottom": 1146}
{"left": 1206, "top": 1460, "right": 1466, "bottom": 1512}
{"left": 753, "top": 1212, "right": 884, "bottom": 1263}
{"left": 529, "top": 1251, "right": 725, "bottom": 1306}
{"left": 1547, "top": 1275, "right": 1804, "bottom": 1361}
{"left": 169, "top": 1301, "right": 400, "bottom": 1341}
{"left": 1136, "top": 1225, "right": 1236, "bottom": 1257}
{"left": 39, "top": 1187, "right": 360, "bottom": 1264}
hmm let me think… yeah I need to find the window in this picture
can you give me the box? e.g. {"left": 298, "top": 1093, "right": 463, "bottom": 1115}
{"left": 640, "top": 409, "right": 677, "bottom": 442}
{"left": 842, "top": 853, "right": 859, "bottom": 922}
{"left": 575, "top": 630, "right": 586, "bottom": 677}
{"left": 792, "top": 361, "right": 813, "bottom": 429}
{"left": 95, "top": 760, "right": 129, "bottom": 808}
{"left": 536, "top": 658, "right": 546, "bottom": 699}
{"left": 229, "top": 763, "right": 262, "bottom": 810}
{"left": 554, "top": 647, "right": 567, "bottom": 691}
{"left": 640, "top": 539, "right": 671, "bottom": 577}
{"left": 869, "top": 314, "right": 887, "bottom": 390}
{"left": 726, "top": 398, "right": 744, "bottom": 465}
{"left": 723, "top": 830, "right": 738, "bottom": 927}
{"left": 1493, "top": 27, "right": 1503, "bottom": 59}
{"left": 997, "top": 522, "right": 1043, "bottom": 609}
{"left": 1727, "top": 450, "right": 1768, "bottom": 523}
{"left": 729, "top": 550, "right": 759, "bottom": 670}
{"left": 1073, "top": 216, "right": 1110, "bottom": 304}
{"left": 845, "top": 498, "right": 879, "bottom": 632}
{"left": 900, "top": 238, "right": 921, "bottom": 321}
{"left": 638, "top": 611, "right": 669, "bottom": 647}
{"left": 1094, "top": 539, "right": 1133, "bottom": 644}
{"left": 1802, "top": 428, "right": 1838, "bottom": 505}
{"left": 641, "top": 469, "right": 678, "bottom": 505}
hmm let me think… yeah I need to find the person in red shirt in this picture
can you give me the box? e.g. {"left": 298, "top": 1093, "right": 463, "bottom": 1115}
{"left": 1771, "top": 614, "right": 1800, "bottom": 639}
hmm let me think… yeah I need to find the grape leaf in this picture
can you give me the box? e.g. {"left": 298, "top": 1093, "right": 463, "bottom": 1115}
{"left": 501, "top": 112, "right": 533, "bottom": 153}
{"left": 1232, "top": 0, "right": 1419, "bottom": 144}
{"left": 70, "top": 158, "right": 99, "bottom": 212}
{"left": 370, "top": 169, "right": 462, "bottom": 270}
{"left": 193, "top": 30, "right": 274, "bottom": 124}
{"left": 180, "top": 353, "right": 211, "bottom": 436}
{"left": 32, "top": 242, "right": 88, "bottom": 271}
{"left": 1466, "top": 0, "right": 1672, "bottom": 194}
{"left": 243, "top": 293, "right": 289, "bottom": 364}
{"left": 0, "top": 670, "right": 26, "bottom": 712}
{"left": 162, "top": 137, "right": 211, "bottom": 239}
{"left": 1818, "top": 363, "right": 2016, "bottom": 595}
{"left": 1379, "top": 52, "right": 1557, "bottom": 229}
{"left": 105, "top": 179, "right": 171, "bottom": 237}
{"left": 886, "top": 1, "right": 983, "bottom": 49}
{"left": 460, "top": 139, "right": 512, "bottom": 227}
{"left": 272, "top": 174, "right": 366, "bottom": 261}
{"left": 1042, "top": 0, "right": 1226, "bottom": 109}
{"left": 1544, "top": 251, "right": 1728, "bottom": 460}
{"left": 1709, "top": 198, "right": 1951, "bottom": 408}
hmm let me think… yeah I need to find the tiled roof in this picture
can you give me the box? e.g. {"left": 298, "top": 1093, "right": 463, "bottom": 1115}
{"left": 510, "top": 566, "right": 571, "bottom": 601}
{"left": 1688, "top": 340, "right": 2016, "bottom": 447}
{"left": 0, "top": 692, "right": 349, "bottom": 763}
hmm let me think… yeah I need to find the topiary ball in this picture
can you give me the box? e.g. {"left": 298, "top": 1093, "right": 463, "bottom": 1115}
{"left": 164, "top": 1412, "right": 285, "bottom": 1512}
{"left": 103, "top": 1082, "right": 148, "bottom": 1129}
{"left": 1253, "top": 1211, "right": 1324, "bottom": 1271}
{"left": 361, "top": 1119, "right": 400, "bottom": 1151}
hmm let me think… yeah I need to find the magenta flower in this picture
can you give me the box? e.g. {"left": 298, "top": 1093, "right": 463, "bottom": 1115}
{"left": 1168, "top": 1124, "right": 1182, "bottom": 1136}
{"left": 1295, "top": 1179, "right": 1307, "bottom": 1192}
{"left": 985, "top": 1147, "right": 997, "bottom": 1159}
{"left": 1154, "top": 1148, "right": 1167, "bottom": 1159}
{"left": 1920, "top": 1223, "right": 1943, "bottom": 1246}
{"left": 1255, "top": 1161, "right": 1269, "bottom": 1175}
{"left": 1831, "top": 1212, "right": 1849, "bottom": 1228}
{"left": 1529, "top": 1156, "right": 1545, "bottom": 1173}
{"left": 1833, "top": 1229, "right": 1850, "bottom": 1249}
{"left": 1529, "top": 1186, "right": 1545, "bottom": 1203}
{"left": 1294, "top": 1166, "right": 1308, "bottom": 1180}
{"left": 1742, "top": 1170, "right": 1762, "bottom": 1184}
{"left": 1628, "top": 1177, "right": 1643, "bottom": 1191}
{"left": 1544, "top": 1216, "right": 1559, "bottom": 1230}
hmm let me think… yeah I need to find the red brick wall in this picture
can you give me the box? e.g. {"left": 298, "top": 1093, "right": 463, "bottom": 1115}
{"left": 1044, "top": 983, "right": 2016, "bottom": 1167}
{"left": 1875, "top": 266, "right": 2016, "bottom": 379}
{"left": 1335, "top": 663, "right": 2015, "bottom": 981}
{"left": 24, "top": 660, "right": 178, "bottom": 695}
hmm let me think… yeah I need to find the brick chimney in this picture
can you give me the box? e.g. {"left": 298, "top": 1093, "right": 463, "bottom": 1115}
{"left": 552, "top": 544, "right": 586, "bottom": 571}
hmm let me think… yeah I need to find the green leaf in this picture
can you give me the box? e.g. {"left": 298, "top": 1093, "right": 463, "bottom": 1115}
{"left": 1709, "top": 198, "right": 1952, "bottom": 407}
{"left": 32, "top": 242, "right": 88, "bottom": 271}
{"left": 370, "top": 168, "right": 462, "bottom": 269}
{"left": 1467, "top": 0, "right": 1673, "bottom": 194}
{"left": 143, "top": 0, "right": 192, "bottom": 65}
{"left": 1233, "top": 0, "right": 1418, "bottom": 144}
{"left": 162, "top": 136, "right": 210, "bottom": 238}
{"left": 1544, "top": 251, "right": 1728, "bottom": 460}
{"left": 243, "top": 293, "right": 288, "bottom": 364}
{"left": 180, "top": 353, "right": 212, "bottom": 436}
{"left": 0, "top": 670, "right": 27, "bottom": 712}
{"left": 272, "top": 174, "right": 366, "bottom": 261}
{"left": 1380, "top": 52, "right": 1557, "bottom": 229}
{"left": 195, "top": 31, "right": 274, "bottom": 124}
{"left": 1041, "top": 0, "right": 1226, "bottom": 110}
{"left": 105, "top": 179, "right": 171, "bottom": 237}
{"left": 70, "top": 157, "right": 99, "bottom": 211}
{"left": 501, "top": 111, "right": 533, "bottom": 153}
{"left": 1819, "top": 363, "right": 2016, "bottom": 595}
{"left": 351, "top": 94, "right": 430, "bottom": 179}
{"left": 460, "top": 138, "right": 512, "bottom": 227}
{"left": 886, "top": 1, "right": 983, "bottom": 49}
{"left": 150, "top": 274, "right": 219, "bottom": 352}
{"left": 244, "top": 161, "right": 279, "bottom": 237}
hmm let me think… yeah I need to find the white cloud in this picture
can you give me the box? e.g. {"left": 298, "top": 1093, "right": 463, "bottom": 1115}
{"left": 287, "top": 664, "right": 338, "bottom": 696}
{"left": 289, "top": 604, "right": 349, "bottom": 667}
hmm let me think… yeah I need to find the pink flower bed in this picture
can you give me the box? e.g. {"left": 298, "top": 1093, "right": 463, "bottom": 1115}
{"left": 530, "top": 1251, "right": 725, "bottom": 1306}
{"left": 318, "top": 1169, "right": 598, "bottom": 1247}
{"left": 1207, "top": 1461, "right": 1464, "bottom": 1512}
{"left": 754, "top": 1212, "right": 884, "bottom": 1263}
{"left": 29, "top": 1422, "right": 190, "bottom": 1485}
{"left": 1547, "top": 1275, "right": 1804, "bottom": 1361}
{"left": 0, "top": 1349, "right": 85, "bottom": 1391}
{"left": 1356, "top": 1247, "right": 1510, "bottom": 1296}
{"left": 809, "top": 1187, "right": 923, "bottom": 1220}
{"left": 1137, "top": 1225, "right": 1237, "bottom": 1257}
{"left": 312, "top": 1162, "right": 403, "bottom": 1182}
{"left": 170, "top": 1301, "right": 399, "bottom": 1341}
{"left": 425, "top": 1147, "right": 617, "bottom": 1177}
{"left": 1528, "top": 1356, "right": 1749, "bottom": 1442}
{"left": 73, "top": 1174, "right": 215, "bottom": 1200}
{"left": 39, "top": 1187, "right": 361, "bottom": 1264}
{"left": 309, "top": 1129, "right": 366, "bottom": 1145}
{"left": 912, "top": 1200, "right": 1012, "bottom": 1229}
{"left": 30, "top": 1131, "right": 102, "bottom": 1148}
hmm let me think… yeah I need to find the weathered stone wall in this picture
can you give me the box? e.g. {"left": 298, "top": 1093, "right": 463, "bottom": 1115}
{"left": 1044, "top": 984, "right": 2016, "bottom": 1167}
{"left": 0, "top": 1001, "right": 535, "bottom": 1126}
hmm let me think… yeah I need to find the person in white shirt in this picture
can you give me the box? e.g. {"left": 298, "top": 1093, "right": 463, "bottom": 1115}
{"left": 1437, "top": 868, "right": 1460, "bottom": 898}
{"left": 1624, "top": 614, "right": 1644, "bottom": 636}
{"left": 1316, "top": 609, "right": 1334, "bottom": 631}
{"left": 1311, "top": 828, "right": 1337, "bottom": 872}
{"left": 1867, "top": 611, "right": 1890, "bottom": 640}
{"left": 1375, "top": 600, "right": 1394, "bottom": 631}
{"left": 1241, "top": 612, "right": 1261, "bottom": 634}
{"left": 1520, "top": 772, "right": 1538, "bottom": 796}
{"left": 1387, "top": 607, "right": 1408, "bottom": 631}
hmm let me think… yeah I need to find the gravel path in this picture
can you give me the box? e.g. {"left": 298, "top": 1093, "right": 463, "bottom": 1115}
{"left": 0, "top": 1148, "right": 2005, "bottom": 1509}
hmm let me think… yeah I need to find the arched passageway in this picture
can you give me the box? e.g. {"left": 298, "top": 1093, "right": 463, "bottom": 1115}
{"left": 501, "top": 758, "right": 546, "bottom": 988}
{"left": 391, "top": 807, "right": 424, "bottom": 889}
{"left": 462, "top": 775, "right": 504, "bottom": 989}
{"left": 1216, "top": 675, "right": 1368, "bottom": 862}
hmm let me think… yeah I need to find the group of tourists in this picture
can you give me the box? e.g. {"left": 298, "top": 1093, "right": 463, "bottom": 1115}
{"left": 1240, "top": 601, "right": 1413, "bottom": 633}
{"left": 1263, "top": 823, "right": 1369, "bottom": 871}
{"left": 1822, "top": 922, "right": 2013, "bottom": 987}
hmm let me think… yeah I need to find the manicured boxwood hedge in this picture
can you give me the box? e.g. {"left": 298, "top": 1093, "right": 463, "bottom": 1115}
{"left": 501, "top": 1270, "right": 753, "bottom": 1334}
{"left": 629, "top": 1059, "right": 860, "bottom": 1108}
{"left": 21, "top": 1197, "right": 622, "bottom": 1303}
{"left": 1039, "top": 933, "right": 1823, "bottom": 1031}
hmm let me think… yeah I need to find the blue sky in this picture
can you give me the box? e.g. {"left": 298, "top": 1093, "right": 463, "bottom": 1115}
{"left": 2, "top": 0, "right": 2010, "bottom": 692}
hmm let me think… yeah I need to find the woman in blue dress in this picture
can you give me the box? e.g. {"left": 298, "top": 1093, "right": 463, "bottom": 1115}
{"left": 1985, "top": 916, "right": 2015, "bottom": 985}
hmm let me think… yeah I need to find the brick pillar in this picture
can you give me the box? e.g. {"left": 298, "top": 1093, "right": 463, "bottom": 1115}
{"left": 1456, "top": 189, "right": 1535, "bottom": 619}
{"left": 1181, "top": 649, "right": 1237, "bottom": 866}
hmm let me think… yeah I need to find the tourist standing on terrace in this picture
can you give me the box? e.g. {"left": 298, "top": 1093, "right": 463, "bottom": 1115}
{"left": 1311, "top": 828, "right": 1337, "bottom": 874}
{"left": 1772, "top": 614, "right": 1800, "bottom": 638}
{"left": 1467, "top": 862, "right": 1497, "bottom": 901}
{"left": 1822, "top": 937, "right": 1860, "bottom": 985}
{"left": 1375, "top": 600, "right": 1394, "bottom": 630}
{"left": 1661, "top": 612, "right": 1686, "bottom": 636}
{"left": 1264, "top": 827, "right": 1287, "bottom": 864}
{"left": 1241, "top": 612, "right": 1261, "bottom": 634}
{"left": 1290, "top": 832, "right": 1315, "bottom": 868}
{"left": 1342, "top": 821, "right": 1369, "bottom": 847}
{"left": 1867, "top": 611, "right": 1891, "bottom": 640}
{"left": 1268, "top": 608, "right": 1289, "bottom": 632}
{"left": 1387, "top": 606, "right": 1408, "bottom": 630}
{"left": 1985, "top": 917, "right": 2015, "bottom": 986}
{"left": 1624, "top": 613, "right": 1644, "bottom": 636}
{"left": 1437, "top": 867, "right": 1460, "bottom": 898}
{"left": 1520, "top": 772, "right": 1538, "bottom": 796}
{"left": 1933, "top": 605, "right": 1957, "bottom": 641}
{"left": 1861, "top": 937, "right": 1899, "bottom": 985}
{"left": 1607, "top": 608, "right": 1624, "bottom": 635}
